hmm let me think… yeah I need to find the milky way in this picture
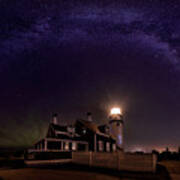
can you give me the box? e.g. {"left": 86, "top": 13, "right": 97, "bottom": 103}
{"left": 0, "top": 0, "right": 180, "bottom": 151}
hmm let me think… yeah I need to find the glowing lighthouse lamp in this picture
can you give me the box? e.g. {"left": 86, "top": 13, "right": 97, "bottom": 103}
{"left": 110, "top": 107, "right": 122, "bottom": 120}
{"left": 110, "top": 107, "right": 121, "bottom": 115}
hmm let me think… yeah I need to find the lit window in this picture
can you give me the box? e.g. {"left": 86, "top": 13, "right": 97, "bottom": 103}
{"left": 98, "top": 141, "right": 103, "bottom": 151}
{"left": 65, "top": 142, "right": 69, "bottom": 150}
{"left": 113, "top": 144, "right": 116, "bottom": 151}
{"left": 72, "top": 142, "right": 76, "bottom": 151}
{"left": 106, "top": 142, "right": 110, "bottom": 152}
{"left": 83, "top": 129, "right": 86, "bottom": 134}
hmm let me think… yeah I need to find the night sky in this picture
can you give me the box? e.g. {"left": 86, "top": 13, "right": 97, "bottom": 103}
{"left": 0, "top": 0, "right": 180, "bottom": 152}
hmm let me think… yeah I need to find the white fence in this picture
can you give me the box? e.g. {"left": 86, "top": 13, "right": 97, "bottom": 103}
{"left": 72, "top": 151, "right": 157, "bottom": 172}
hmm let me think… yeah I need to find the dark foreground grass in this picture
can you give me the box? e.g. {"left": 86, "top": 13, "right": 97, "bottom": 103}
{"left": 0, "top": 159, "right": 25, "bottom": 169}
{"left": 36, "top": 163, "right": 171, "bottom": 180}
{"left": 0, "top": 160, "right": 172, "bottom": 180}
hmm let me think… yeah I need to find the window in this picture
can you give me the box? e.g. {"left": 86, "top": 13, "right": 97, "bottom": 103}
{"left": 59, "top": 141, "right": 62, "bottom": 150}
{"left": 63, "top": 142, "right": 66, "bottom": 150}
{"left": 65, "top": 142, "right": 69, "bottom": 150}
{"left": 106, "top": 142, "right": 110, "bottom": 152}
{"left": 98, "top": 141, "right": 103, "bottom": 151}
{"left": 83, "top": 129, "right": 86, "bottom": 134}
{"left": 113, "top": 144, "right": 116, "bottom": 151}
{"left": 72, "top": 142, "right": 76, "bottom": 151}
{"left": 47, "top": 141, "right": 61, "bottom": 150}
{"left": 37, "top": 144, "right": 39, "bottom": 150}
{"left": 39, "top": 143, "right": 42, "bottom": 150}
{"left": 77, "top": 143, "right": 87, "bottom": 151}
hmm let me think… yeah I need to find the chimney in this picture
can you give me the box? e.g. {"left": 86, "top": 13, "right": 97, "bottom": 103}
{"left": 87, "top": 112, "right": 92, "bottom": 122}
{"left": 52, "top": 113, "right": 58, "bottom": 124}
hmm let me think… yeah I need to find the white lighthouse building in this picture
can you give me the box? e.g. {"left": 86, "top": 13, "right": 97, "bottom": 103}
{"left": 109, "top": 108, "right": 124, "bottom": 150}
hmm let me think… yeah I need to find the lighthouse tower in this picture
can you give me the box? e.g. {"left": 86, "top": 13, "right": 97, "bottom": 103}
{"left": 109, "top": 108, "right": 124, "bottom": 150}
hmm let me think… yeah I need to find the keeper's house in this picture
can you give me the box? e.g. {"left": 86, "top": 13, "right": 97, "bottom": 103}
{"left": 25, "top": 113, "right": 117, "bottom": 160}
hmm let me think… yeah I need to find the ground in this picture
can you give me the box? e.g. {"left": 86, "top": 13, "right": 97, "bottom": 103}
{"left": 0, "top": 160, "right": 179, "bottom": 180}
{"left": 0, "top": 168, "right": 121, "bottom": 180}
{"left": 0, "top": 165, "right": 170, "bottom": 180}
{"left": 159, "top": 161, "right": 180, "bottom": 180}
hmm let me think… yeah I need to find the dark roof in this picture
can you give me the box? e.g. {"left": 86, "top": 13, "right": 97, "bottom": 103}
{"left": 76, "top": 119, "right": 114, "bottom": 139}
{"left": 72, "top": 136, "right": 87, "bottom": 141}
{"left": 76, "top": 119, "right": 101, "bottom": 134}
{"left": 98, "top": 125, "right": 109, "bottom": 133}
{"left": 56, "top": 134, "right": 71, "bottom": 140}
{"left": 98, "top": 125, "right": 117, "bottom": 140}
{"left": 51, "top": 123, "right": 67, "bottom": 132}
{"left": 50, "top": 121, "right": 116, "bottom": 141}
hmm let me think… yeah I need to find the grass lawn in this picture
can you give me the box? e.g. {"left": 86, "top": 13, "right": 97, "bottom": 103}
{"left": 0, "top": 168, "right": 120, "bottom": 180}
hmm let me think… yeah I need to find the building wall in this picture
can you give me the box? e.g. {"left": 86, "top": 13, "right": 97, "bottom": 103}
{"left": 109, "top": 121, "right": 123, "bottom": 149}
{"left": 96, "top": 134, "right": 116, "bottom": 152}
{"left": 72, "top": 151, "right": 157, "bottom": 172}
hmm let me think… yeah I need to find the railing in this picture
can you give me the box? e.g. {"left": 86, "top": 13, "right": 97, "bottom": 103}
{"left": 27, "top": 149, "right": 71, "bottom": 153}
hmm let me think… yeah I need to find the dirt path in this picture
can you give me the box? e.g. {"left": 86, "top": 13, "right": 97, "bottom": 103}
{"left": 159, "top": 161, "right": 180, "bottom": 180}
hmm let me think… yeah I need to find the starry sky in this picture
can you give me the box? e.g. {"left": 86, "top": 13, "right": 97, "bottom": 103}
{"left": 0, "top": 0, "right": 180, "bottom": 152}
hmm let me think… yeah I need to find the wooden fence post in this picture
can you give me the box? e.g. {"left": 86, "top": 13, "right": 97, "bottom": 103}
{"left": 89, "top": 151, "right": 92, "bottom": 167}
{"left": 152, "top": 154, "right": 157, "bottom": 173}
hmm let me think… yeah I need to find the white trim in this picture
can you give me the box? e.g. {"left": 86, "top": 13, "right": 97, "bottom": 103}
{"left": 94, "top": 134, "right": 97, "bottom": 152}
{"left": 67, "top": 127, "right": 75, "bottom": 133}
{"left": 28, "top": 149, "right": 71, "bottom": 153}
{"left": 55, "top": 131, "right": 80, "bottom": 138}
{"left": 55, "top": 131, "right": 70, "bottom": 136}
{"left": 25, "top": 159, "right": 72, "bottom": 165}
{"left": 45, "top": 138, "right": 88, "bottom": 145}
{"left": 97, "top": 132, "right": 110, "bottom": 138}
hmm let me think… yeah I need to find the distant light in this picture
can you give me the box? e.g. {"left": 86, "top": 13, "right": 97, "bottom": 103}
{"left": 110, "top": 107, "right": 121, "bottom": 115}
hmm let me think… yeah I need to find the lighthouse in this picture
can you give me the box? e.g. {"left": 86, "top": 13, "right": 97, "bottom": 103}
{"left": 109, "top": 107, "right": 124, "bottom": 150}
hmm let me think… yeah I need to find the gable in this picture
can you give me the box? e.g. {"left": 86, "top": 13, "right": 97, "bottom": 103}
{"left": 46, "top": 124, "right": 56, "bottom": 138}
